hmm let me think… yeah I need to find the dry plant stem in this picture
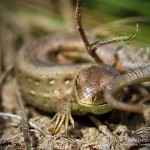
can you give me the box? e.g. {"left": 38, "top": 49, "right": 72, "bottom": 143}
{"left": 75, "top": 0, "right": 138, "bottom": 60}
{"left": 0, "top": 64, "right": 13, "bottom": 86}
{"left": 88, "top": 115, "right": 119, "bottom": 140}
{"left": 0, "top": 48, "right": 2, "bottom": 74}
{"left": 88, "top": 114, "right": 121, "bottom": 149}
{"left": 0, "top": 112, "right": 45, "bottom": 136}
{"left": 0, "top": 129, "right": 44, "bottom": 145}
{"left": 88, "top": 115, "right": 116, "bottom": 139}
{"left": 15, "top": 88, "right": 31, "bottom": 150}
{"left": 91, "top": 25, "right": 138, "bottom": 50}
{"left": 0, "top": 64, "right": 13, "bottom": 108}
{"left": 105, "top": 65, "right": 150, "bottom": 113}
{"left": 88, "top": 114, "right": 102, "bottom": 128}
{"left": 75, "top": 0, "right": 90, "bottom": 51}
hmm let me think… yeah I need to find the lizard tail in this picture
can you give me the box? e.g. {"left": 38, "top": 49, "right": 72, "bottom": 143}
{"left": 104, "top": 65, "right": 150, "bottom": 113}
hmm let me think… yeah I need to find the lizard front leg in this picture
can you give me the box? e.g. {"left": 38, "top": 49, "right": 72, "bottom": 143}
{"left": 50, "top": 98, "right": 74, "bottom": 134}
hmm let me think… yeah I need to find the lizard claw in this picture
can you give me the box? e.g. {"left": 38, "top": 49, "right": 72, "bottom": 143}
{"left": 50, "top": 112, "right": 74, "bottom": 134}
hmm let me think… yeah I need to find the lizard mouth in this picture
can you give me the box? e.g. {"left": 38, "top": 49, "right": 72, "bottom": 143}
{"left": 76, "top": 95, "right": 107, "bottom": 106}
{"left": 78, "top": 100, "right": 107, "bottom": 106}
{"left": 77, "top": 100, "right": 112, "bottom": 115}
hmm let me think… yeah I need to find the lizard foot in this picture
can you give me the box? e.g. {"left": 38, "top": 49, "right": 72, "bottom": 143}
{"left": 50, "top": 112, "right": 74, "bottom": 134}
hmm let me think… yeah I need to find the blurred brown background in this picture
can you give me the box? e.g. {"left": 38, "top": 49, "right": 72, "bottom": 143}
{"left": 0, "top": 0, "right": 150, "bottom": 72}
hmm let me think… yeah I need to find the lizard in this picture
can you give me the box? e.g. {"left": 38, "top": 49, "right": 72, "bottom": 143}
{"left": 15, "top": 0, "right": 150, "bottom": 135}
{"left": 15, "top": 32, "right": 123, "bottom": 134}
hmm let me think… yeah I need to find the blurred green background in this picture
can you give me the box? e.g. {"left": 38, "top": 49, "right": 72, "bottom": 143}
{"left": 0, "top": 0, "right": 150, "bottom": 69}
{"left": 1, "top": 0, "right": 150, "bottom": 44}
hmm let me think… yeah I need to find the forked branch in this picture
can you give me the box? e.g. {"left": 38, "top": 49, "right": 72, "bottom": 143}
{"left": 75, "top": 0, "right": 90, "bottom": 51}
{"left": 75, "top": 0, "right": 138, "bottom": 60}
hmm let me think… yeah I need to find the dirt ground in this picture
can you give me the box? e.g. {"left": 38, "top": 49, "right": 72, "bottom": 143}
{"left": 0, "top": 1, "right": 150, "bottom": 150}
{"left": 0, "top": 79, "right": 150, "bottom": 150}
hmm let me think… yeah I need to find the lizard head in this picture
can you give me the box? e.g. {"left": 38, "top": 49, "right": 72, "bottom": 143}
{"left": 74, "top": 64, "right": 123, "bottom": 114}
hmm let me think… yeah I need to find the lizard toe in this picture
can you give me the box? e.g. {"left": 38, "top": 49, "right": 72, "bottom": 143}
{"left": 50, "top": 113, "right": 74, "bottom": 134}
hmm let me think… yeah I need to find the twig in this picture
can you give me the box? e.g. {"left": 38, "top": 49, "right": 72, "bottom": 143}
{"left": 75, "top": 0, "right": 138, "bottom": 60}
{"left": 0, "top": 112, "right": 45, "bottom": 136}
{"left": 75, "top": 0, "right": 90, "bottom": 53}
{"left": 15, "top": 87, "right": 31, "bottom": 150}
{"left": 0, "top": 129, "right": 45, "bottom": 146}
{"left": 0, "top": 48, "right": 2, "bottom": 75}
{"left": 91, "top": 23, "right": 138, "bottom": 50}
{"left": 0, "top": 64, "right": 13, "bottom": 87}
{"left": 88, "top": 114, "right": 121, "bottom": 149}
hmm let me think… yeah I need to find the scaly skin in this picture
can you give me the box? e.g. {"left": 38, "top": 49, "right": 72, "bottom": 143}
{"left": 15, "top": 32, "right": 122, "bottom": 133}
